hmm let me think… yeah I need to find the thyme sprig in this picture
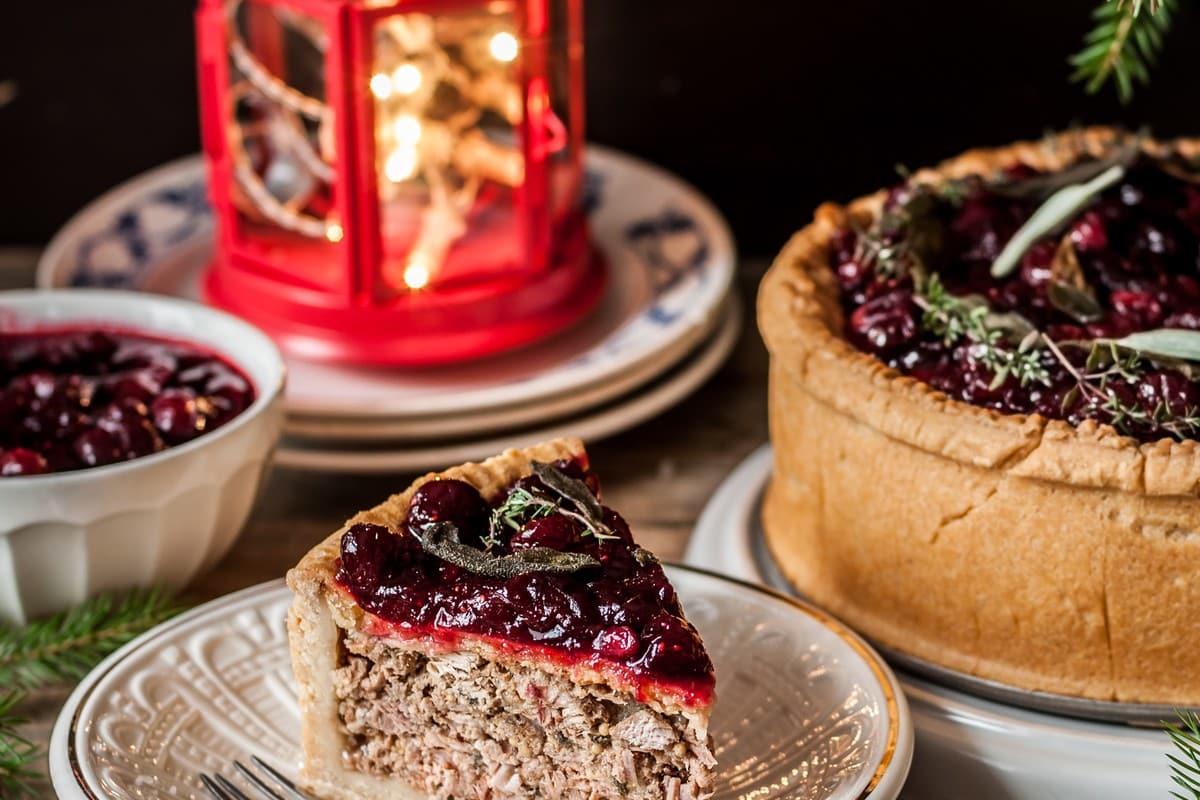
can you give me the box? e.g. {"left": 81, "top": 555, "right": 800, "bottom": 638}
{"left": 1071, "top": 0, "right": 1179, "bottom": 103}
{"left": 485, "top": 462, "right": 616, "bottom": 550}
{"left": 1044, "top": 337, "right": 1200, "bottom": 439}
{"left": 1167, "top": 708, "right": 1200, "bottom": 799}
{"left": 915, "top": 274, "right": 1052, "bottom": 389}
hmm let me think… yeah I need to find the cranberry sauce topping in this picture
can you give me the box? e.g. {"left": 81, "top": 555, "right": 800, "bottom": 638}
{"left": 833, "top": 157, "right": 1200, "bottom": 441}
{"left": 335, "top": 460, "right": 715, "bottom": 699}
{"left": 0, "top": 327, "right": 256, "bottom": 476}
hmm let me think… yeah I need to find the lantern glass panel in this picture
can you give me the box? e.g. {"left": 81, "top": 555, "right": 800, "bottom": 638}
{"left": 225, "top": 1, "right": 344, "bottom": 292}
{"left": 370, "top": 0, "right": 583, "bottom": 294}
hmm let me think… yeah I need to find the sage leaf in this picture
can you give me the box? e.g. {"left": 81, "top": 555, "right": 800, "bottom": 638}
{"left": 412, "top": 522, "right": 600, "bottom": 578}
{"left": 990, "top": 140, "right": 1141, "bottom": 200}
{"left": 991, "top": 164, "right": 1127, "bottom": 278}
{"left": 531, "top": 462, "right": 609, "bottom": 533}
{"left": 1049, "top": 282, "right": 1103, "bottom": 323}
{"left": 1111, "top": 329, "right": 1200, "bottom": 364}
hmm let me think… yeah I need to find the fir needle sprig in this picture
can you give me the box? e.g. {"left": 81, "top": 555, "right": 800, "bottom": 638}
{"left": 1166, "top": 708, "right": 1200, "bottom": 799}
{"left": 0, "top": 691, "right": 40, "bottom": 799}
{"left": 0, "top": 588, "right": 185, "bottom": 797}
{"left": 0, "top": 587, "right": 185, "bottom": 692}
{"left": 1071, "top": 0, "right": 1179, "bottom": 103}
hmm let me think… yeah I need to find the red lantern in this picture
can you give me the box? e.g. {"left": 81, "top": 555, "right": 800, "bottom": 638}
{"left": 195, "top": 0, "right": 604, "bottom": 364}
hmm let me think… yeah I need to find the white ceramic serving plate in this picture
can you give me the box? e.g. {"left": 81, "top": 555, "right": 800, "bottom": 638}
{"left": 0, "top": 290, "right": 285, "bottom": 624}
{"left": 38, "top": 146, "right": 736, "bottom": 436}
{"left": 50, "top": 566, "right": 912, "bottom": 800}
{"left": 685, "top": 446, "right": 1182, "bottom": 800}
{"left": 272, "top": 297, "right": 740, "bottom": 473}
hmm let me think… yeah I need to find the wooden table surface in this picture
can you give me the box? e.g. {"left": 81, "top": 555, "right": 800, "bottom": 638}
{"left": 2, "top": 250, "right": 771, "bottom": 796}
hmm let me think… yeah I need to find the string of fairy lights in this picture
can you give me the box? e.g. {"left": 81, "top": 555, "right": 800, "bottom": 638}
{"left": 223, "top": 0, "right": 532, "bottom": 289}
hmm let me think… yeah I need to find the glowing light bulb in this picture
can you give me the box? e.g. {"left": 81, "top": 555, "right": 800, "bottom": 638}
{"left": 404, "top": 257, "right": 430, "bottom": 289}
{"left": 489, "top": 32, "right": 519, "bottom": 63}
{"left": 325, "top": 223, "right": 344, "bottom": 243}
{"left": 393, "top": 115, "right": 422, "bottom": 144}
{"left": 385, "top": 147, "right": 419, "bottom": 182}
{"left": 392, "top": 63, "right": 423, "bottom": 95}
{"left": 369, "top": 73, "right": 393, "bottom": 99}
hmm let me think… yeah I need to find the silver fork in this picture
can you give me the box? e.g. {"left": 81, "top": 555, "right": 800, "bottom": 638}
{"left": 199, "top": 756, "right": 315, "bottom": 800}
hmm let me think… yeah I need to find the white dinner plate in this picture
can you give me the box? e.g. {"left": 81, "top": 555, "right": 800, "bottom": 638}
{"left": 272, "top": 297, "right": 740, "bottom": 473}
{"left": 685, "top": 445, "right": 1182, "bottom": 800}
{"left": 50, "top": 565, "right": 912, "bottom": 800}
{"left": 38, "top": 147, "right": 736, "bottom": 434}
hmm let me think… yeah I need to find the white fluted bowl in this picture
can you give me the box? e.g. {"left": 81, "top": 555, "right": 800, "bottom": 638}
{"left": 0, "top": 290, "right": 285, "bottom": 624}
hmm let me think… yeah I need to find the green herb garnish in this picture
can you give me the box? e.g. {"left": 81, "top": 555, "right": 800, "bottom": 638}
{"left": 915, "top": 274, "right": 1051, "bottom": 390}
{"left": 991, "top": 164, "right": 1127, "bottom": 279}
{"left": 485, "top": 462, "right": 616, "bottom": 549}
{"left": 413, "top": 521, "right": 600, "bottom": 578}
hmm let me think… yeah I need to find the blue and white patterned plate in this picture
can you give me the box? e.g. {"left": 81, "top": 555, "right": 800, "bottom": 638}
{"left": 38, "top": 147, "right": 736, "bottom": 428}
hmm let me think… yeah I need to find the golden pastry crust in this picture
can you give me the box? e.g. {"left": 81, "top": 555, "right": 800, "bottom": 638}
{"left": 759, "top": 127, "right": 1200, "bottom": 704}
{"left": 287, "top": 439, "right": 713, "bottom": 799}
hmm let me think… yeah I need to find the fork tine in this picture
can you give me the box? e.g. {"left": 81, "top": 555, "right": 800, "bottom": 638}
{"left": 233, "top": 760, "right": 287, "bottom": 800}
{"left": 250, "top": 756, "right": 317, "bottom": 800}
{"left": 214, "top": 773, "right": 254, "bottom": 800}
{"left": 200, "top": 774, "right": 234, "bottom": 800}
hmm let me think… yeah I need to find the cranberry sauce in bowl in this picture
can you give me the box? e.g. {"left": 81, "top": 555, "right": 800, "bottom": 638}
{"left": 0, "top": 327, "right": 256, "bottom": 476}
{"left": 832, "top": 154, "right": 1200, "bottom": 442}
{"left": 334, "top": 459, "right": 715, "bottom": 704}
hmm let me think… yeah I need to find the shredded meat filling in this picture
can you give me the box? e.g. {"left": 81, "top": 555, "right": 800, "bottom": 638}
{"left": 332, "top": 632, "right": 715, "bottom": 800}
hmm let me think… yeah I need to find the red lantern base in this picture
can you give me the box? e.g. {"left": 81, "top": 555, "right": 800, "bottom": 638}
{"left": 203, "top": 230, "right": 606, "bottom": 367}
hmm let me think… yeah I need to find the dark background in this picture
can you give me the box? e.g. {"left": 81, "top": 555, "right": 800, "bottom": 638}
{"left": 2, "top": 0, "right": 1198, "bottom": 257}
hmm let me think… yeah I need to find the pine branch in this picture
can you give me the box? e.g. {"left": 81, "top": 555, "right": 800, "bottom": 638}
{"left": 1071, "top": 0, "right": 1178, "bottom": 103}
{"left": 0, "top": 692, "right": 40, "bottom": 799}
{"left": 0, "top": 587, "right": 185, "bottom": 692}
{"left": 1166, "top": 708, "right": 1200, "bottom": 799}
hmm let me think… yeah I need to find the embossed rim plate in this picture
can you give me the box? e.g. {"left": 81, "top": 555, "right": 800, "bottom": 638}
{"left": 50, "top": 565, "right": 912, "bottom": 800}
{"left": 37, "top": 146, "right": 736, "bottom": 428}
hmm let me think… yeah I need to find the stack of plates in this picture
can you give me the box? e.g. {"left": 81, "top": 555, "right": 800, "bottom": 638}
{"left": 38, "top": 147, "right": 738, "bottom": 473}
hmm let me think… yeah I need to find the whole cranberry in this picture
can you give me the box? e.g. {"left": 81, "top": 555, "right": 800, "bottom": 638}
{"left": 338, "top": 523, "right": 418, "bottom": 587}
{"left": 830, "top": 228, "right": 858, "bottom": 266}
{"left": 1129, "top": 220, "right": 1179, "bottom": 260}
{"left": 1018, "top": 240, "right": 1058, "bottom": 288}
{"left": 846, "top": 289, "right": 919, "bottom": 356}
{"left": 406, "top": 479, "right": 490, "bottom": 543}
{"left": 96, "top": 402, "right": 164, "bottom": 459}
{"left": 1110, "top": 290, "right": 1164, "bottom": 329}
{"left": 150, "top": 389, "right": 203, "bottom": 442}
{"left": 595, "top": 625, "right": 639, "bottom": 659}
{"left": 1164, "top": 310, "right": 1200, "bottom": 329}
{"left": 638, "top": 612, "right": 708, "bottom": 675}
{"left": 510, "top": 515, "right": 582, "bottom": 552}
{"left": 72, "top": 428, "right": 122, "bottom": 468}
{"left": 1138, "top": 371, "right": 1200, "bottom": 416}
{"left": 837, "top": 259, "right": 870, "bottom": 295}
{"left": 1069, "top": 210, "right": 1109, "bottom": 253}
{"left": 26, "top": 371, "right": 58, "bottom": 403}
{"left": 109, "top": 370, "right": 162, "bottom": 405}
{"left": 0, "top": 448, "right": 48, "bottom": 477}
